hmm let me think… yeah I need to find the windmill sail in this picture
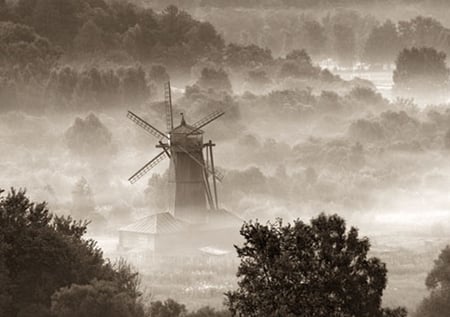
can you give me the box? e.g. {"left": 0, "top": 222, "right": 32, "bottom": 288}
{"left": 129, "top": 151, "right": 167, "bottom": 184}
{"left": 164, "top": 81, "right": 174, "bottom": 132}
{"left": 187, "top": 110, "right": 225, "bottom": 135}
{"left": 127, "top": 111, "right": 167, "bottom": 140}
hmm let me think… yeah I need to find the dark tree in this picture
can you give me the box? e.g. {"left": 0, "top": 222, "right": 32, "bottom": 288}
{"left": 226, "top": 213, "right": 406, "bottom": 317}
{"left": 51, "top": 261, "right": 145, "bottom": 317}
{"left": 149, "top": 298, "right": 186, "bottom": 317}
{"left": 415, "top": 246, "right": 450, "bottom": 317}
{"left": 398, "top": 16, "right": 445, "bottom": 50}
{"left": 0, "top": 22, "right": 60, "bottom": 73}
{"left": 0, "top": 188, "right": 130, "bottom": 316}
{"left": 393, "top": 47, "right": 449, "bottom": 94}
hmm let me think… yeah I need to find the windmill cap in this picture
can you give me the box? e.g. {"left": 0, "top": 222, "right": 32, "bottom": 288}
{"left": 172, "top": 113, "right": 203, "bottom": 134}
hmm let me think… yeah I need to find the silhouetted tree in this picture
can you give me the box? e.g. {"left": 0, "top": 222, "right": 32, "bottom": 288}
{"left": 150, "top": 298, "right": 186, "bottom": 317}
{"left": 51, "top": 261, "right": 145, "bottom": 317}
{"left": 0, "top": 188, "right": 136, "bottom": 316}
{"left": 226, "top": 213, "right": 406, "bottom": 317}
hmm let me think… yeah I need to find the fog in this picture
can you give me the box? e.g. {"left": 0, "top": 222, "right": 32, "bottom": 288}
{"left": 1, "top": 0, "right": 450, "bottom": 314}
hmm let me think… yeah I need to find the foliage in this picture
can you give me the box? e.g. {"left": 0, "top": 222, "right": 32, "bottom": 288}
{"left": 0, "top": 21, "right": 60, "bottom": 74}
{"left": 393, "top": 47, "right": 449, "bottom": 92}
{"left": 332, "top": 23, "right": 356, "bottom": 66}
{"left": 415, "top": 246, "right": 450, "bottom": 317}
{"left": 279, "top": 49, "right": 319, "bottom": 78}
{"left": 0, "top": 188, "right": 144, "bottom": 317}
{"left": 46, "top": 65, "right": 150, "bottom": 110}
{"left": 149, "top": 298, "right": 186, "bottom": 317}
{"left": 51, "top": 278, "right": 145, "bottom": 317}
{"left": 363, "top": 20, "right": 400, "bottom": 65}
{"left": 196, "top": 67, "right": 232, "bottom": 92}
{"left": 224, "top": 43, "right": 273, "bottom": 68}
{"left": 65, "top": 113, "right": 114, "bottom": 157}
{"left": 225, "top": 213, "right": 406, "bottom": 317}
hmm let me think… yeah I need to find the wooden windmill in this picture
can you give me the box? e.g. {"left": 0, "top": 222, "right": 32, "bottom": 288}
{"left": 127, "top": 82, "right": 224, "bottom": 224}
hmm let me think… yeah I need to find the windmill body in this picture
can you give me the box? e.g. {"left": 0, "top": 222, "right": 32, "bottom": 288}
{"left": 120, "top": 82, "right": 241, "bottom": 255}
{"left": 125, "top": 82, "right": 225, "bottom": 225}
{"left": 169, "top": 117, "right": 207, "bottom": 223}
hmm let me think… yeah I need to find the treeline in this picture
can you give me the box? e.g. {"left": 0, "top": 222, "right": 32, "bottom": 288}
{"left": 132, "top": 0, "right": 450, "bottom": 10}
{"left": 0, "top": 1, "right": 223, "bottom": 69}
{"left": 203, "top": 9, "right": 450, "bottom": 66}
{"left": 1, "top": 64, "right": 158, "bottom": 112}
{"left": 2, "top": 0, "right": 450, "bottom": 72}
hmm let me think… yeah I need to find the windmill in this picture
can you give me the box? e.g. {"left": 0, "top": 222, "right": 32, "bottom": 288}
{"left": 127, "top": 82, "right": 224, "bottom": 224}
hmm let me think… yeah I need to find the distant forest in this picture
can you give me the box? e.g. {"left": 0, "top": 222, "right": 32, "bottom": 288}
{"left": 2, "top": 0, "right": 450, "bottom": 113}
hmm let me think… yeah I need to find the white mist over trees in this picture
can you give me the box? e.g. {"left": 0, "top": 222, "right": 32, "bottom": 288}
{"left": 1, "top": 0, "right": 450, "bottom": 314}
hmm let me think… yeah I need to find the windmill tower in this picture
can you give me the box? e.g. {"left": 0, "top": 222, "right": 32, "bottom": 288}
{"left": 127, "top": 82, "right": 224, "bottom": 224}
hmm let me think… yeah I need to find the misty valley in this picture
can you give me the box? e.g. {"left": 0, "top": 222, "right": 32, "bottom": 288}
{"left": 1, "top": 1, "right": 450, "bottom": 317}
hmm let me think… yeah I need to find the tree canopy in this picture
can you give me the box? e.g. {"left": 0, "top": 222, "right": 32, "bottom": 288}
{"left": 0, "top": 188, "right": 144, "bottom": 317}
{"left": 415, "top": 246, "right": 450, "bottom": 317}
{"left": 393, "top": 47, "right": 449, "bottom": 94}
{"left": 225, "top": 213, "right": 407, "bottom": 317}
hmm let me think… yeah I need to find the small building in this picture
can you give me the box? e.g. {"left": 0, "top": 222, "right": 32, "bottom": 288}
{"left": 118, "top": 209, "right": 242, "bottom": 255}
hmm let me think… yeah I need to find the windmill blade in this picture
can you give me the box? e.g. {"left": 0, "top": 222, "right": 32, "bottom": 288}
{"left": 127, "top": 111, "right": 168, "bottom": 140}
{"left": 187, "top": 110, "right": 225, "bottom": 135}
{"left": 173, "top": 144, "right": 224, "bottom": 182}
{"left": 164, "top": 81, "right": 174, "bottom": 132}
{"left": 128, "top": 151, "right": 167, "bottom": 184}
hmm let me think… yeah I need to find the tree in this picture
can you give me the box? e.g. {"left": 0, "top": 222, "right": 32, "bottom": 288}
{"left": 51, "top": 261, "right": 145, "bottom": 317}
{"left": 65, "top": 113, "right": 115, "bottom": 157}
{"left": 0, "top": 22, "right": 60, "bottom": 74}
{"left": 445, "top": 129, "right": 450, "bottom": 149}
{"left": 31, "top": 0, "right": 80, "bottom": 48}
{"left": 196, "top": 67, "right": 232, "bottom": 92}
{"left": 0, "top": 188, "right": 132, "bottom": 316}
{"left": 225, "top": 213, "right": 406, "bottom": 317}
{"left": 393, "top": 47, "right": 449, "bottom": 95}
{"left": 333, "top": 23, "right": 356, "bottom": 67}
{"left": 415, "top": 246, "right": 450, "bottom": 317}
{"left": 149, "top": 298, "right": 186, "bottom": 317}
{"left": 73, "top": 20, "right": 104, "bottom": 55}
{"left": 398, "top": 16, "right": 444, "bottom": 50}
{"left": 225, "top": 43, "right": 273, "bottom": 68}
{"left": 363, "top": 20, "right": 400, "bottom": 65}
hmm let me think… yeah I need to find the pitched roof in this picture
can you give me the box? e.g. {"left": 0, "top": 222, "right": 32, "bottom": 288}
{"left": 171, "top": 124, "right": 203, "bottom": 134}
{"left": 119, "top": 212, "right": 187, "bottom": 234}
{"left": 195, "top": 209, "right": 243, "bottom": 231}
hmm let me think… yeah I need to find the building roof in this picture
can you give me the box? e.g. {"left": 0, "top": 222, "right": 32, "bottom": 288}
{"left": 171, "top": 116, "right": 203, "bottom": 135}
{"left": 195, "top": 209, "right": 243, "bottom": 231}
{"left": 119, "top": 209, "right": 242, "bottom": 235}
{"left": 119, "top": 212, "right": 187, "bottom": 234}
